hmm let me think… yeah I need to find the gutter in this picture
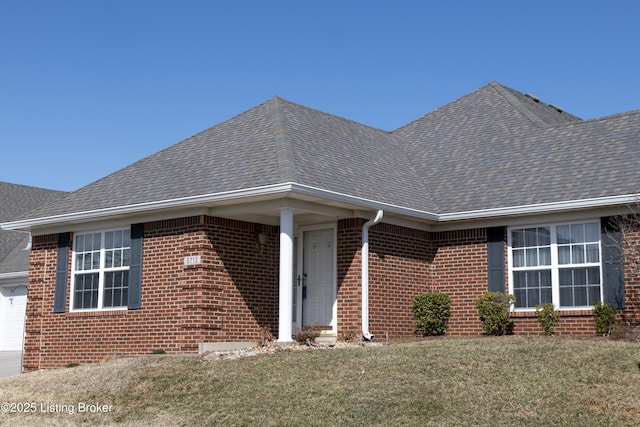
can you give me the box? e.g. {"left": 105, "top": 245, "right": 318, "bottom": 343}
{"left": 2, "top": 181, "right": 634, "bottom": 232}
{"left": 0, "top": 182, "right": 439, "bottom": 232}
{"left": 438, "top": 194, "right": 639, "bottom": 222}
{"left": 0, "top": 271, "right": 28, "bottom": 281}
{"left": 361, "top": 210, "right": 383, "bottom": 341}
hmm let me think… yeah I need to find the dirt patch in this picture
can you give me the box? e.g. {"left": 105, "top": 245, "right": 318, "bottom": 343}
{"left": 203, "top": 339, "right": 380, "bottom": 361}
{"left": 610, "top": 325, "right": 640, "bottom": 341}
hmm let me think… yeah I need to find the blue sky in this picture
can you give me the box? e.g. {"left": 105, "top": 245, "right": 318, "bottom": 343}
{"left": 1, "top": 1, "right": 639, "bottom": 191}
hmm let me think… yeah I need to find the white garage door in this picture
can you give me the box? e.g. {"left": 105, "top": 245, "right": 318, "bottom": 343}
{"left": 0, "top": 284, "right": 28, "bottom": 351}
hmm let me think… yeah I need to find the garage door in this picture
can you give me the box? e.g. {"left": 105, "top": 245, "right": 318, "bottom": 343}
{"left": 0, "top": 285, "right": 28, "bottom": 351}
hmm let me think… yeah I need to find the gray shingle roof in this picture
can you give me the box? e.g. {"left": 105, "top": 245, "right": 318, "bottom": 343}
{"left": 0, "top": 182, "right": 67, "bottom": 273}
{"left": 393, "top": 82, "right": 640, "bottom": 213}
{"left": 8, "top": 81, "right": 640, "bottom": 225}
{"left": 23, "top": 97, "right": 437, "bottom": 218}
{"left": 0, "top": 232, "right": 29, "bottom": 274}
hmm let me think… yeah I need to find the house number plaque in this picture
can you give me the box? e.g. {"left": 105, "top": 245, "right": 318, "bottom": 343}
{"left": 183, "top": 256, "right": 202, "bottom": 265}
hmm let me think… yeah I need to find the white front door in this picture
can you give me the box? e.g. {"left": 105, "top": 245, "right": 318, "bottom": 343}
{"left": 293, "top": 227, "right": 336, "bottom": 334}
{"left": 0, "top": 284, "right": 28, "bottom": 351}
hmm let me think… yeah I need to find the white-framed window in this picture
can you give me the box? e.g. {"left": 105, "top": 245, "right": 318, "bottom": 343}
{"left": 71, "top": 229, "right": 131, "bottom": 311}
{"left": 508, "top": 221, "right": 602, "bottom": 310}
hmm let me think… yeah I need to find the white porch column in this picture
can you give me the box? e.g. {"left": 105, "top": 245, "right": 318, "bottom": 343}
{"left": 277, "top": 206, "right": 294, "bottom": 342}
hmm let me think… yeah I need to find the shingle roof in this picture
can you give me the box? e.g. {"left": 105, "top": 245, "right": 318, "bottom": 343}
{"left": 22, "top": 97, "right": 436, "bottom": 218}
{"left": 0, "top": 232, "right": 29, "bottom": 274}
{"left": 7, "top": 81, "right": 640, "bottom": 226}
{"left": 0, "top": 182, "right": 67, "bottom": 273}
{"left": 0, "top": 182, "right": 67, "bottom": 223}
{"left": 393, "top": 82, "right": 640, "bottom": 213}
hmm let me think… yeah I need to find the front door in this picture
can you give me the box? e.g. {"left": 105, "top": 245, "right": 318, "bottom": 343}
{"left": 294, "top": 227, "right": 336, "bottom": 334}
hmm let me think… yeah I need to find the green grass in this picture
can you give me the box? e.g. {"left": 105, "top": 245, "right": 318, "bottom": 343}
{"left": 1, "top": 337, "right": 639, "bottom": 426}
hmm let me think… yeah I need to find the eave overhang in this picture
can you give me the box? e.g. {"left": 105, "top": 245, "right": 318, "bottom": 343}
{"left": 0, "top": 271, "right": 28, "bottom": 281}
{"left": 438, "top": 194, "right": 640, "bottom": 222}
{"left": 0, "top": 182, "right": 440, "bottom": 232}
{"left": 1, "top": 183, "right": 637, "bottom": 232}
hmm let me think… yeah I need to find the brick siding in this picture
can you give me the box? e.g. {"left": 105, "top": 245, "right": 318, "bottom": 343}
{"left": 621, "top": 226, "right": 640, "bottom": 325}
{"left": 26, "top": 214, "right": 637, "bottom": 371}
{"left": 430, "top": 229, "right": 488, "bottom": 335}
{"left": 23, "top": 216, "right": 279, "bottom": 371}
{"left": 337, "top": 220, "right": 431, "bottom": 340}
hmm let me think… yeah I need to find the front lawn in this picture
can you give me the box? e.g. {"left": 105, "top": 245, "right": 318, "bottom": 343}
{"left": 1, "top": 336, "right": 638, "bottom": 426}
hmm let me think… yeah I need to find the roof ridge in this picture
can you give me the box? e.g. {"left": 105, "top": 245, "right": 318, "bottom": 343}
{"left": 580, "top": 108, "right": 640, "bottom": 123}
{"left": 489, "top": 82, "right": 582, "bottom": 128}
{"left": 268, "top": 97, "right": 297, "bottom": 182}
{"left": 270, "top": 96, "right": 391, "bottom": 133}
{"left": 0, "top": 181, "right": 66, "bottom": 193}
{"left": 488, "top": 82, "right": 549, "bottom": 127}
{"left": 392, "top": 83, "right": 496, "bottom": 132}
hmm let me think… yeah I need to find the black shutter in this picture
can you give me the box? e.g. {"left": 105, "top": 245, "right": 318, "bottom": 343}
{"left": 487, "top": 227, "right": 505, "bottom": 293}
{"left": 53, "top": 232, "right": 70, "bottom": 313}
{"left": 601, "top": 217, "right": 625, "bottom": 309}
{"left": 128, "top": 223, "right": 144, "bottom": 309}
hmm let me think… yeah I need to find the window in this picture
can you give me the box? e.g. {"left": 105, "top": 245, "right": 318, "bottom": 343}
{"left": 71, "top": 229, "right": 131, "bottom": 310}
{"left": 509, "top": 221, "right": 602, "bottom": 309}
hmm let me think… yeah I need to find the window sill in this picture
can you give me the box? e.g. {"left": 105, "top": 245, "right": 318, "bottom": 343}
{"left": 66, "top": 309, "right": 128, "bottom": 318}
{"left": 510, "top": 309, "right": 594, "bottom": 318}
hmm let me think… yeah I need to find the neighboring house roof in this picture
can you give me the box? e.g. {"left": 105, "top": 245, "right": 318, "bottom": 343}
{"left": 0, "top": 182, "right": 67, "bottom": 274}
{"left": 2, "top": 81, "right": 639, "bottom": 231}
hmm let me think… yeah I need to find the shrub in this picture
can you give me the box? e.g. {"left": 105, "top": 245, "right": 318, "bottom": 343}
{"left": 475, "top": 292, "right": 515, "bottom": 336}
{"left": 593, "top": 302, "right": 618, "bottom": 336}
{"left": 293, "top": 326, "right": 319, "bottom": 345}
{"left": 412, "top": 292, "right": 451, "bottom": 336}
{"left": 259, "top": 326, "right": 275, "bottom": 346}
{"left": 535, "top": 302, "right": 560, "bottom": 335}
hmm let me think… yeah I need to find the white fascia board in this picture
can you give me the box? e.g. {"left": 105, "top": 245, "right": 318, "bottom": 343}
{"left": 290, "top": 183, "right": 440, "bottom": 221}
{"left": 438, "top": 194, "right": 640, "bottom": 222}
{"left": 2, "top": 182, "right": 636, "bottom": 232}
{"left": 0, "top": 271, "right": 28, "bottom": 281}
{"left": 0, "top": 182, "right": 440, "bottom": 231}
{"left": 0, "top": 183, "right": 296, "bottom": 231}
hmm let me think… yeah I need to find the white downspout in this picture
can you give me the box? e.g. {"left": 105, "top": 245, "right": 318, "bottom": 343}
{"left": 362, "top": 210, "right": 383, "bottom": 341}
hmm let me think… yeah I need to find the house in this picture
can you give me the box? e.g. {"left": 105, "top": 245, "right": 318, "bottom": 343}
{"left": 2, "top": 82, "right": 639, "bottom": 371}
{"left": 0, "top": 182, "right": 66, "bottom": 354}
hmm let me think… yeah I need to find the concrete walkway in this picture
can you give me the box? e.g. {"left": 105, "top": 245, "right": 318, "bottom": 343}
{"left": 0, "top": 351, "right": 22, "bottom": 378}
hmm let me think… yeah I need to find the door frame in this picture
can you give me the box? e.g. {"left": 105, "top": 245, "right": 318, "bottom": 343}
{"left": 293, "top": 223, "right": 337, "bottom": 336}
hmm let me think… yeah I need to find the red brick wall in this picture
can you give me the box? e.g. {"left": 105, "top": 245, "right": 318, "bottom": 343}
{"left": 621, "top": 227, "right": 640, "bottom": 325}
{"left": 429, "top": 228, "right": 599, "bottom": 336}
{"left": 336, "top": 220, "right": 431, "bottom": 340}
{"left": 510, "top": 311, "right": 597, "bottom": 336}
{"left": 431, "top": 229, "right": 488, "bottom": 335}
{"left": 336, "top": 219, "right": 363, "bottom": 338}
{"left": 23, "top": 216, "right": 278, "bottom": 371}
{"left": 26, "top": 215, "right": 635, "bottom": 370}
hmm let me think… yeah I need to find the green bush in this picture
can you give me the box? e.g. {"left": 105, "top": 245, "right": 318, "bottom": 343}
{"left": 412, "top": 292, "right": 451, "bottom": 336}
{"left": 475, "top": 292, "right": 515, "bottom": 336}
{"left": 535, "top": 302, "right": 560, "bottom": 335}
{"left": 593, "top": 302, "right": 617, "bottom": 336}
